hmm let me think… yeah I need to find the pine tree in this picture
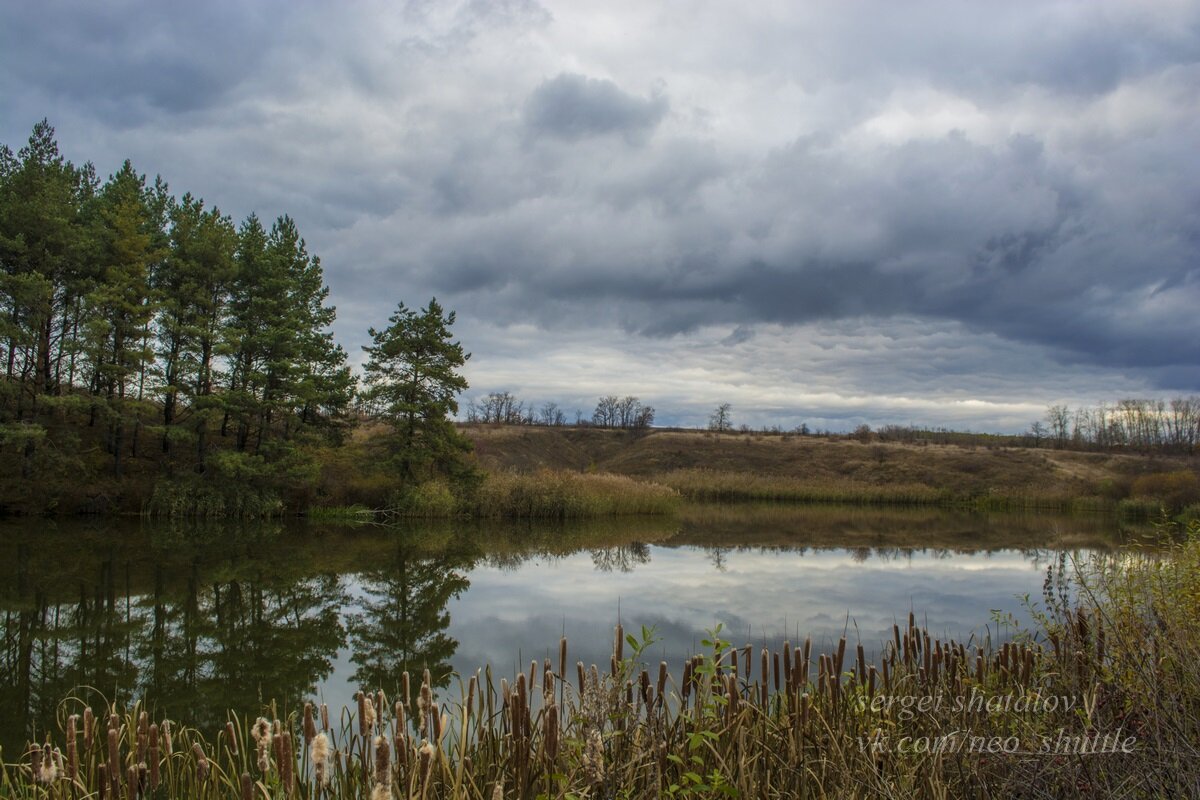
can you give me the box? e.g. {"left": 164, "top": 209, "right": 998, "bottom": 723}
{"left": 361, "top": 298, "right": 474, "bottom": 490}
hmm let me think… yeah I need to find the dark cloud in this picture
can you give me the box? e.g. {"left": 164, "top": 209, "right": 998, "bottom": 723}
{"left": 524, "top": 73, "right": 667, "bottom": 142}
{"left": 2, "top": 0, "right": 1197, "bottom": 428}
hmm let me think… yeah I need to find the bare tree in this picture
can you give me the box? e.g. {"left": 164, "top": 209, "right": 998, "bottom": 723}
{"left": 1045, "top": 404, "right": 1071, "bottom": 449}
{"left": 539, "top": 401, "right": 565, "bottom": 426}
{"left": 708, "top": 403, "right": 732, "bottom": 433}
{"left": 593, "top": 395, "right": 619, "bottom": 427}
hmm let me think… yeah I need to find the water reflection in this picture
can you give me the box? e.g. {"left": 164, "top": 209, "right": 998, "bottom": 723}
{"left": 0, "top": 507, "right": 1124, "bottom": 752}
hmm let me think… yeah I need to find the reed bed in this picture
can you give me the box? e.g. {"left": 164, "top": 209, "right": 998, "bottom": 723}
{"left": 470, "top": 470, "right": 680, "bottom": 518}
{"left": 6, "top": 528, "right": 1198, "bottom": 799}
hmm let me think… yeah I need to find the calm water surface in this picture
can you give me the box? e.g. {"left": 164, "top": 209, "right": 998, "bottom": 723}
{"left": 0, "top": 505, "right": 1121, "bottom": 751}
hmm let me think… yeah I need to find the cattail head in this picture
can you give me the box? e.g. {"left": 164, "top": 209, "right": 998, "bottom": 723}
{"left": 83, "top": 708, "right": 95, "bottom": 752}
{"left": 28, "top": 743, "right": 43, "bottom": 783}
{"left": 543, "top": 702, "right": 560, "bottom": 763}
{"left": 148, "top": 724, "right": 160, "bottom": 791}
{"left": 311, "top": 732, "right": 331, "bottom": 786}
{"left": 320, "top": 703, "right": 329, "bottom": 731}
{"left": 193, "top": 743, "right": 209, "bottom": 782}
{"left": 36, "top": 748, "right": 58, "bottom": 786}
{"left": 418, "top": 740, "right": 434, "bottom": 785}
{"left": 374, "top": 735, "right": 391, "bottom": 787}
{"left": 278, "top": 732, "right": 294, "bottom": 794}
{"left": 303, "top": 703, "right": 316, "bottom": 744}
{"left": 253, "top": 717, "right": 272, "bottom": 774}
{"left": 559, "top": 637, "right": 568, "bottom": 679}
{"left": 240, "top": 772, "right": 254, "bottom": 800}
{"left": 161, "top": 720, "right": 173, "bottom": 756}
{"left": 225, "top": 721, "right": 239, "bottom": 756}
{"left": 66, "top": 717, "right": 79, "bottom": 781}
{"left": 107, "top": 728, "right": 119, "bottom": 779}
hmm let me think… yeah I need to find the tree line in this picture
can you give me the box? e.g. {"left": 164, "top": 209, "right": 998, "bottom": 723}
{"left": 1033, "top": 398, "right": 1200, "bottom": 454}
{"left": 0, "top": 121, "right": 354, "bottom": 482}
{"left": 465, "top": 392, "right": 655, "bottom": 429}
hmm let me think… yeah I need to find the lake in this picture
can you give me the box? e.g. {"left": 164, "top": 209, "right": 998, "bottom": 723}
{"left": 0, "top": 504, "right": 1123, "bottom": 753}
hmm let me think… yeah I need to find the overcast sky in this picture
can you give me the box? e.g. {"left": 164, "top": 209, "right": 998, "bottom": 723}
{"left": 3, "top": 0, "right": 1198, "bottom": 431}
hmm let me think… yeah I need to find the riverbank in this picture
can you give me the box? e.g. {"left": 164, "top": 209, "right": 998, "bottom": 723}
{"left": 2, "top": 420, "right": 1196, "bottom": 519}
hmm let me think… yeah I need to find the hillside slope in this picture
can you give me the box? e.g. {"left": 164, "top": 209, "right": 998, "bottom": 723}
{"left": 462, "top": 424, "right": 1192, "bottom": 499}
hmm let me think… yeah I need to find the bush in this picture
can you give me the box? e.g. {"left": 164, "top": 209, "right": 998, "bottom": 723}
{"left": 1130, "top": 469, "right": 1200, "bottom": 510}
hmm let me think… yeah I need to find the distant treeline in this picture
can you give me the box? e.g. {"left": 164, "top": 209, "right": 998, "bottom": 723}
{"left": 466, "top": 391, "right": 655, "bottom": 429}
{"left": 466, "top": 392, "right": 1200, "bottom": 456}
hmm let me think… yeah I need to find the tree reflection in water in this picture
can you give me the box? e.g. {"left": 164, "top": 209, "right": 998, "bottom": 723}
{"left": 347, "top": 536, "right": 472, "bottom": 692}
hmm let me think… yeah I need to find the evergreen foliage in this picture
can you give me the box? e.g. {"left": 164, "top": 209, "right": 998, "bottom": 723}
{"left": 0, "top": 120, "right": 354, "bottom": 513}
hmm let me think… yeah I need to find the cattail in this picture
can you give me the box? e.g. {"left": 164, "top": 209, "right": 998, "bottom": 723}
{"left": 681, "top": 658, "right": 693, "bottom": 702}
{"left": 402, "top": 671, "right": 411, "bottom": 711}
{"left": 559, "top": 637, "right": 568, "bottom": 680}
{"left": 66, "top": 715, "right": 78, "bottom": 782}
{"left": 193, "top": 743, "right": 209, "bottom": 782}
{"left": 377, "top": 690, "right": 387, "bottom": 725}
{"left": 304, "top": 703, "right": 317, "bottom": 744}
{"left": 311, "top": 732, "right": 331, "bottom": 787}
{"left": 358, "top": 692, "right": 369, "bottom": 737}
{"left": 280, "top": 732, "right": 294, "bottom": 794}
{"left": 226, "top": 721, "right": 239, "bottom": 756}
{"left": 127, "top": 764, "right": 138, "bottom": 800}
{"left": 29, "top": 743, "right": 42, "bottom": 782}
{"left": 84, "top": 707, "right": 95, "bottom": 752}
{"left": 656, "top": 661, "right": 668, "bottom": 706}
{"left": 148, "top": 724, "right": 160, "bottom": 791}
{"left": 467, "top": 675, "right": 478, "bottom": 718}
{"left": 98, "top": 764, "right": 108, "bottom": 800}
{"left": 432, "top": 708, "right": 444, "bottom": 744}
{"left": 418, "top": 741, "right": 434, "bottom": 788}
{"left": 374, "top": 735, "right": 391, "bottom": 787}
{"left": 107, "top": 728, "right": 120, "bottom": 789}
{"left": 46, "top": 746, "right": 64, "bottom": 784}
{"left": 577, "top": 662, "right": 586, "bottom": 695}
{"left": 272, "top": 723, "right": 284, "bottom": 772}
{"left": 161, "top": 720, "right": 173, "bottom": 757}
{"left": 614, "top": 623, "right": 624, "bottom": 665}
{"left": 544, "top": 701, "right": 559, "bottom": 763}
{"left": 240, "top": 772, "right": 254, "bottom": 800}
{"left": 321, "top": 702, "right": 330, "bottom": 732}
{"left": 252, "top": 717, "right": 272, "bottom": 774}
{"left": 835, "top": 637, "right": 847, "bottom": 678}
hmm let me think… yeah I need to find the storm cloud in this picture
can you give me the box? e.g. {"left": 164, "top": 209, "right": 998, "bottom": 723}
{"left": 3, "top": 0, "right": 1198, "bottom": 430}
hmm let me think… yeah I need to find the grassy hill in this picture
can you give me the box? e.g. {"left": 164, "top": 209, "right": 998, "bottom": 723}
{"left": 460, "top": 424, "right": 1198, "bottom": 512}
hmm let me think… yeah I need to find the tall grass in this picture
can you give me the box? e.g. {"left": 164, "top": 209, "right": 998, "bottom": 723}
{"left": 470, "top": 470, "right": 680, "bottom": 518}
{"left": 7, "top": 524, "right": 1198, "bottom": 798}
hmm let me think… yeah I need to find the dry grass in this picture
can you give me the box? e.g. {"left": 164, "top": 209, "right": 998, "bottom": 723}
{"left": 8, "top": 524, "right": 1199, "bottom": 798}
{"left": 471, "top": 470, "right": 680, "bottom": 518}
